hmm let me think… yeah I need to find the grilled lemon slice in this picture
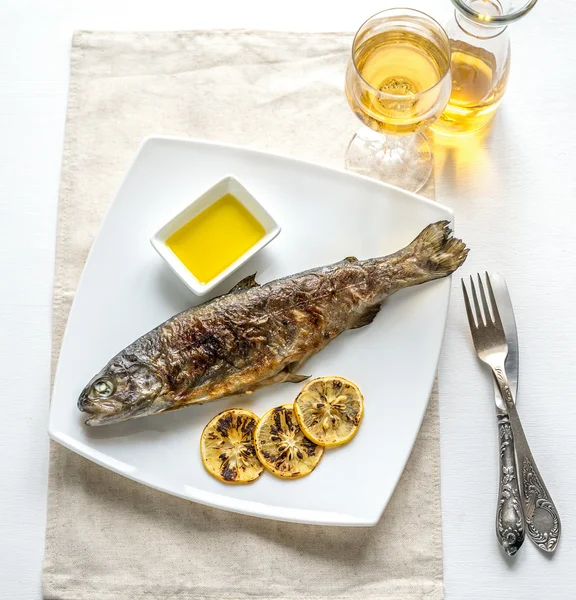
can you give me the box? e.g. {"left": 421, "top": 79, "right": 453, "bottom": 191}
{"left": 294, "top": 376, "right": 364, "bottom": 447}
{"left": 255, "top": 404, "right": 324, "bottom": 479}
{"left": 200, "top": 409, "right": 264, "bottom": 484}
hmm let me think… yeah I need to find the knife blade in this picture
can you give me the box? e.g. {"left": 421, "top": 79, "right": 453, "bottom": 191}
{"left": 490, "top": 273, "right": 518, "bottom": 411}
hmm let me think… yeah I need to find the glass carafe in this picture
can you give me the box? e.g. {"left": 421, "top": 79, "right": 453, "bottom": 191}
{"left": 431, "top": 0, "right": 537, "bottom": 136}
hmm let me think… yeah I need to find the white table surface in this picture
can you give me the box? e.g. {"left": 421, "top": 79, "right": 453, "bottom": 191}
{"left": 1, "top": 0, "right": 575, "bottom": 598}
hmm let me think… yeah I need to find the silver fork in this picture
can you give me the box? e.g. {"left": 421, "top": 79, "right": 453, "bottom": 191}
{"left": 462, "top": 273, "right": 561, "bottom": 553}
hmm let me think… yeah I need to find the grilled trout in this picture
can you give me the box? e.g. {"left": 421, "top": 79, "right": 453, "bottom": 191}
{"left": 79, "top": 221, "right": 468, "bottom": 425}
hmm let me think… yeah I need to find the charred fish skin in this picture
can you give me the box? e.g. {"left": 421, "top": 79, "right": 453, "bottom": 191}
{"left": 79, "top": 221, "right": 468, "bottom": 425}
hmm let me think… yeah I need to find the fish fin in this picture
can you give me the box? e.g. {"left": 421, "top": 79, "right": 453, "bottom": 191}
{"left": 407, "top": 221, "right": 469, "bottom": 278}
{"left": 350, "top": 304, "right": 382, "bottom": 329}
{"left": 285, "top": 360, "right": 310, "bottom": 383}
{"left": 284, "top": 372, "right": 310, "bottom": 383}
{"left": 258, "top": 363, "right": 310, "bottom": 386}
{"left": 238, "top": 365, "right": 310, "bottom": 394}
{"left": 229, "top": 273, "right": 259, "bottom": 293}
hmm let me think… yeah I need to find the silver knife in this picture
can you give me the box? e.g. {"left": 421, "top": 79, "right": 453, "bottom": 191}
{"left": 490, "top": 273, "right": 525, "bottom": 555}
{"left": 491, "top": 274, "right": 561, "bottom": 553}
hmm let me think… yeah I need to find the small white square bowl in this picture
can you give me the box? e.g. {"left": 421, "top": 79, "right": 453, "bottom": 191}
{"left": 150, "top": 175, "right": 280, "bottom": 296}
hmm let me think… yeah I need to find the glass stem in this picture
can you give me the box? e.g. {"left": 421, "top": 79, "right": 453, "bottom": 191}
{"left": 381, "top": 133, "right": 424, "bottom": 158}
{"left": 345, "top": 127, "right": 433, "bottom": 193}
{"left": 384, "top": 135, "right": 401, "bottom": 156}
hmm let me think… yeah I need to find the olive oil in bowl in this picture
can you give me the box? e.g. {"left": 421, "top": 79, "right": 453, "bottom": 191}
{"left": 151, "top": 175, "right": 281, "bottom": 296}
{"left": 166, "top": 193, "right": 265, "bottom": 284}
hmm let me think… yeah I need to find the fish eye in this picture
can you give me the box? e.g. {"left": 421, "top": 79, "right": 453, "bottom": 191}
{"left": 92, "top": 378, "right": 115, "bottom": 397}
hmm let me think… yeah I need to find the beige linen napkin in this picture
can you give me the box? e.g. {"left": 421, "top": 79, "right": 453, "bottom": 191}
{"left": 44, "top": 30, "right": 442, "bottom": 600}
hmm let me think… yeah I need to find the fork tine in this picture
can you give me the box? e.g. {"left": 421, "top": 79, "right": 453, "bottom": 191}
{"left": 477, "top": 274, "right": 492, "bottom": 324}
{"left": 485, "top": 272, "right": 504, "bottom": 328}
{"left": 469, "top": 275, "right": 485, "bottom": 327}
{"left": 461, "top": 279, "right": 477, "bottom": 330}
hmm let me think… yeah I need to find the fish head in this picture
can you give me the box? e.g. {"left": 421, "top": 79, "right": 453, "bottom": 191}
{"left": 78, "top": 356, "right": 167, "bottom": 426}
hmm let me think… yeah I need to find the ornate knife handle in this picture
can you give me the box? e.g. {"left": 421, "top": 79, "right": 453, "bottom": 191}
{"left": 496, "top": 413, "right": 525, "bottom": 556}
{"left": 507, "top": 403, "right": 561, "bottom": 552}
{"left": 493, "top": 368, "right": 561, "bottom": 553}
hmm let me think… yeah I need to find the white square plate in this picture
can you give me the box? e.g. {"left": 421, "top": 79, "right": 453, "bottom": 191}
{"left": 49, "top": 136, "right": 454, "bottom": 526}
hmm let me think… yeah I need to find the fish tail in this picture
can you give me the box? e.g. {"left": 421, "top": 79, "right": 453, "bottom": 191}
{"left": 406, "top": 221, "right": 469, "bottom": 279}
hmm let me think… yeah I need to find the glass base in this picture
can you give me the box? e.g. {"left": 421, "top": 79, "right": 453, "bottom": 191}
{"left": 344, "top": 128, "right": 433, "bottom": 194}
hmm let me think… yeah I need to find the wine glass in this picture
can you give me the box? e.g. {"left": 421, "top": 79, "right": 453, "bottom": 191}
{"left": 345, "top": 9, "right": 452, "bottom": 193}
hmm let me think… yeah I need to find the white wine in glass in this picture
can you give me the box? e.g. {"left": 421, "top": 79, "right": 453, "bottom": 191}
{"left": 345, "top": 9, "right": 452, "bottom": 192}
